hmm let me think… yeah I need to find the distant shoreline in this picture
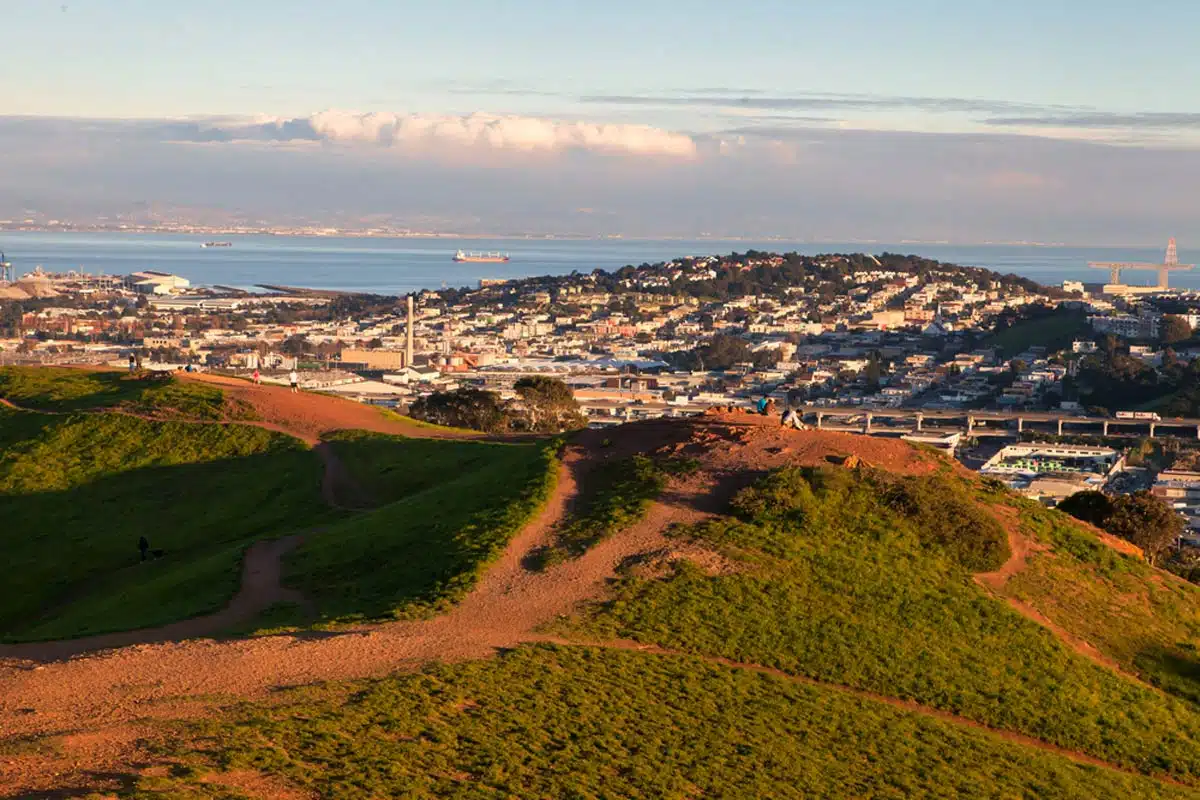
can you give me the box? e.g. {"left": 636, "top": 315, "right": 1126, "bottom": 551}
{"left": 0, "top": 228, "right": 1148, "bottom": 249}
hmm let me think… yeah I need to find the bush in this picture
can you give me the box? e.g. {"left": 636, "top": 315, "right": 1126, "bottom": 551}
{"left": 732, "top": 466, "right": 1009, "bottom": 572}
{"left": 879, "top": 473, "right": 1010, "bottom": 572}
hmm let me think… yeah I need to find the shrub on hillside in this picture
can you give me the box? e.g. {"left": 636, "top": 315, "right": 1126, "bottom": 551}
{"left": 731, "top": 465, "right": 1009, "bottom": 572}
{"left": 879, "top": 474, "right": 1010, "bottom": 572}
{"left": 730, "top": 467, "right": 814, "bottom": 519}
{"left": 1058, "top": 490, "right": 1114, "bottom": 527}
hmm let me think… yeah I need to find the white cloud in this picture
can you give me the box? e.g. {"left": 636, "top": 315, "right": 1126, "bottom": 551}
{"left": 218, "top": 110, "right": 698, "bottom": 158}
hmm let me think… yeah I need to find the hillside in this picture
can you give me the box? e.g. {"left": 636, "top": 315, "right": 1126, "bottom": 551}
{"left": 3, "top": 373, "right": 1200, "bottom": 797}
{"left": 0, "top": 367, "right": 550, "bottom": 649}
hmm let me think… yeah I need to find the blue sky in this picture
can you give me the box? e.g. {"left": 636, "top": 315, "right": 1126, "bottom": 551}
{"left": 6, "top": 0, "right": 1194, "bottom": 121}
{"left": 2, "top": 0, "right": 1198, "bottom": 242}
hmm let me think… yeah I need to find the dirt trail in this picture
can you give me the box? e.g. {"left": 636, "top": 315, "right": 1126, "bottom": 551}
{"left": 0, "top": 430, "right": 715, "bottom": 791}
{"left": 972, "top": 502, "right": 1154, "bottom": 682}
{"left": 0, "top": 535, "right": 309, "bottom": 663}
{"left": 0, "top": 411, "right": 1187, "bottom": 795}
{"left": 0, "top": 397, "right": 370, "bottom": 662}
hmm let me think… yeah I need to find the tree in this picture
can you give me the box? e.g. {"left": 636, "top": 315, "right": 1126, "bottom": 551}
{"left": 1162, "top": 314, "right": 1192, "bottom": 345}
{"left": 700, "top": 334, "right": 752, "bottom": 371}
{"left": 1058, "top": 490, "right": 1114, "bottom": 527}
{"left": 0, "top": 301, "right": 23, "bottom": 336}
{"left": 864, "top": 352, "right": 883, "bottom": 391}
{"left": 280, "top": 334, "right": 310, "bottom": 356}
{"left": 408, "top": 388, "right": 512, "bottom": 433}
{"left": 514, "top": 376, "right": 587, "bottom": 433}
{"left": 1105, "top": 491, "right": 1184, "bottom": 566}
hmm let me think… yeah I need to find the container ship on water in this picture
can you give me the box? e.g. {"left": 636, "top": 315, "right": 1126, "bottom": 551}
{"left": 453, "top": 250, "right": 510, "bottom": 263}
{"left": 201, "top": 241, "right": 233, "bottom": 248}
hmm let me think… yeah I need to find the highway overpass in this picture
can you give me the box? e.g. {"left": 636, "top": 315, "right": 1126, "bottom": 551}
{"left": 804, "top": 407, "right": 1200, "bottom": 440}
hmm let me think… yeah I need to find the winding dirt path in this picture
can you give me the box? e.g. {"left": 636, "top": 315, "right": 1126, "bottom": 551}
{"left": 0, "top": 535, "right": 310, "bottom": 663}
{"left": 972, "top": 504, "right": 1155, "bottom": 682}
{"left": 0, "top": 405, "right": 1191, "bottom": 795}
{"left": 0, "top": 391, "right": 374, "bottom": 662}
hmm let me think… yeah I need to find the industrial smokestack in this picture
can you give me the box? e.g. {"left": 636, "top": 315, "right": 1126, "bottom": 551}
{"left": 406, "top": 294, "right": 415, "bottom": 368}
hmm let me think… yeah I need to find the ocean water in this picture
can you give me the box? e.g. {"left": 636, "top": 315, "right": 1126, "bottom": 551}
{"left": 0, "top": 232, "right": 1194, "bottom": 296}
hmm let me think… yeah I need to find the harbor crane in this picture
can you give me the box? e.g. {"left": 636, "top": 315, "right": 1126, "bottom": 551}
{"left": 1089, "top": 237, "right": 1193, "bottom": 289}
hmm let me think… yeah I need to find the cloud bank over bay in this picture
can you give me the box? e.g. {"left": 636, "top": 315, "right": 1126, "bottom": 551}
{"left": 156, "top": 111, "right": 699, "bottom": 158}
{"left": 2, "top": 104, "right": 1200, "bottom": 244}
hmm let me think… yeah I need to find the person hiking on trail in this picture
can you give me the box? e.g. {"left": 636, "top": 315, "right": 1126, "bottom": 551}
{"left": 138, "top": 536, "right": 150, "bottom": 562}
{"left": 128, "top": 354, "right": 136, "bottom": 373}
{"left": 252, "top": 368, "right": 261, "bottom": 385}
{"left": 289, "top": 369, "right": 299, "bottom": 393}
{"left": 757, "top": 395, "right": 770, "bottom": 415}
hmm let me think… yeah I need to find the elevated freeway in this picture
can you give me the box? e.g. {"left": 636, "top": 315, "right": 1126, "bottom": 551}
{"left": 804, "top": 407, "right": 1200, "bottom": 440}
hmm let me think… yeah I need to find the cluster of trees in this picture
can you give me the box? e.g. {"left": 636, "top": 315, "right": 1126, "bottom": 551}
{"left": 1058, "top": 490, "right": 1184, "bottom": 566}
{"left": 432, "top": 251, "right": 1051, "bottom": 309}
{"left": 0, "top": 301, "right": 23, "bottom": 337}
{"left": 407, "top": 376, "right": 587, "bottom": 434}
{"left": 666, "top": 334, "right": 778, "bottom": 372}
{"left": 1076, "top": 337, "right": 1200, "bottom": 416}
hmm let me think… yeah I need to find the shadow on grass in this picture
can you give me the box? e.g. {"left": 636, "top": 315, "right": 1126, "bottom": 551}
{"left": 1134, "top": 644, "right": 1200, "bottom": 705}
{"left": 0, "top": 447, "right": 330, "bottom": 642}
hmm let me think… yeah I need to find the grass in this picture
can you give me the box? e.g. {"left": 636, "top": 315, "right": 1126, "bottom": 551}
{"left": 378, "top": 407, "right": 480, "bottom": 436}
{"left": 986, "top": 311, "right": 1091, "bottom": 357}
{"left": 529, "top": 454, "right": 668, "bottom": 569}
{"left": 286, "top": 433, "right": 560, "bottom": 624}
{"left": 133, "top": 645, "right": 1197, "bottom": 800}
{"left": 323, "top": 429, "right": 509, "bottom": 503}
{"left": 560, "top": 465, "right": 1200, "bottom": 784}
{"left": 1008, "top": 502, "right": 1200, "bottom": 705}
{"left": 0, "top": 365, "right": 233, "bottom": 419}
{"left": 0, "top": 408, "right": 331, "bottom": 640}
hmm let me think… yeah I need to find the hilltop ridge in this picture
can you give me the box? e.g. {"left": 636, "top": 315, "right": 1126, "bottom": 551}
{"left": 3, "top": 368, "right": 1200, "bottom": 797}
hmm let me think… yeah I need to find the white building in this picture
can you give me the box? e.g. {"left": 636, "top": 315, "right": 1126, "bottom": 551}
{"left": 130, "top": 271, "right": 190, "bottom": 295}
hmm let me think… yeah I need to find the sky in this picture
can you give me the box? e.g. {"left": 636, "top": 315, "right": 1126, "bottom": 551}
{"left": 3, "top": 0, "right": 1200, "bottom": 242}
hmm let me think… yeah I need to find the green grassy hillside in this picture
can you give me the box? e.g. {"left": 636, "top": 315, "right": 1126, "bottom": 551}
{"left": 288, "top": 430, "right": 560, "bottom": 624}
{"left": 560, "top": 465, "right": 1200, "bottom": 784}
{"left": 0, "top": 407, "right": 329, "bottom": 640}
{"left": 0, "top": 366, "right": 234, "bottom": 419}
{"left": 137, "top": 645, "right": 1196, "bottom": 799}
{"left": 13, "top": 370, "right": 1200, "bottom": 796}
{"left": 1007, "top": 500, "right": 1200, "bottom": 704}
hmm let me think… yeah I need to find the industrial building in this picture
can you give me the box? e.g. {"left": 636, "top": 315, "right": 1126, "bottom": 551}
{"left": 981, "top": 443, "right": 1124, "bottom": 504}
{"left": 129, "top": 271, "right": 191, "bottom": 295}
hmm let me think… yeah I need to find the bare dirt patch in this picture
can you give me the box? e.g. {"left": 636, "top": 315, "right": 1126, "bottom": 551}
{"left": 202, "top": 769, "right": 317, "bottom": 800}
{"left": 182, "top": 373, "right": 479, "bottom": 442}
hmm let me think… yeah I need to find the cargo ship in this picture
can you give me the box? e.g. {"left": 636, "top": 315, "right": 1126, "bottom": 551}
{"left": 201, "top": 241, "right": 233, "bottom": 248}
{"left": 453, "top": 250, "right": 509, "bottom": 263}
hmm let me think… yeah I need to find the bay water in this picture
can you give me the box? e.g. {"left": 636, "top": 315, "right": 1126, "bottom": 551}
{"left": 0, "top": 232, "right": 1192, "bottom": 296}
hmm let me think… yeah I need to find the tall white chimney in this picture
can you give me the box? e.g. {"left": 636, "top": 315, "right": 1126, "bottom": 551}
{"left": 406, "top": 294, "right": 415, "bottom": 368}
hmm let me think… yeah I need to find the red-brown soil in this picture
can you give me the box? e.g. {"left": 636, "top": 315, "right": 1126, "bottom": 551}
{"left": 181, "top": 373, "right": 480, "bottom": 441}
{"left": 0, "top": 407, "right": 1176, "bottom": 796}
